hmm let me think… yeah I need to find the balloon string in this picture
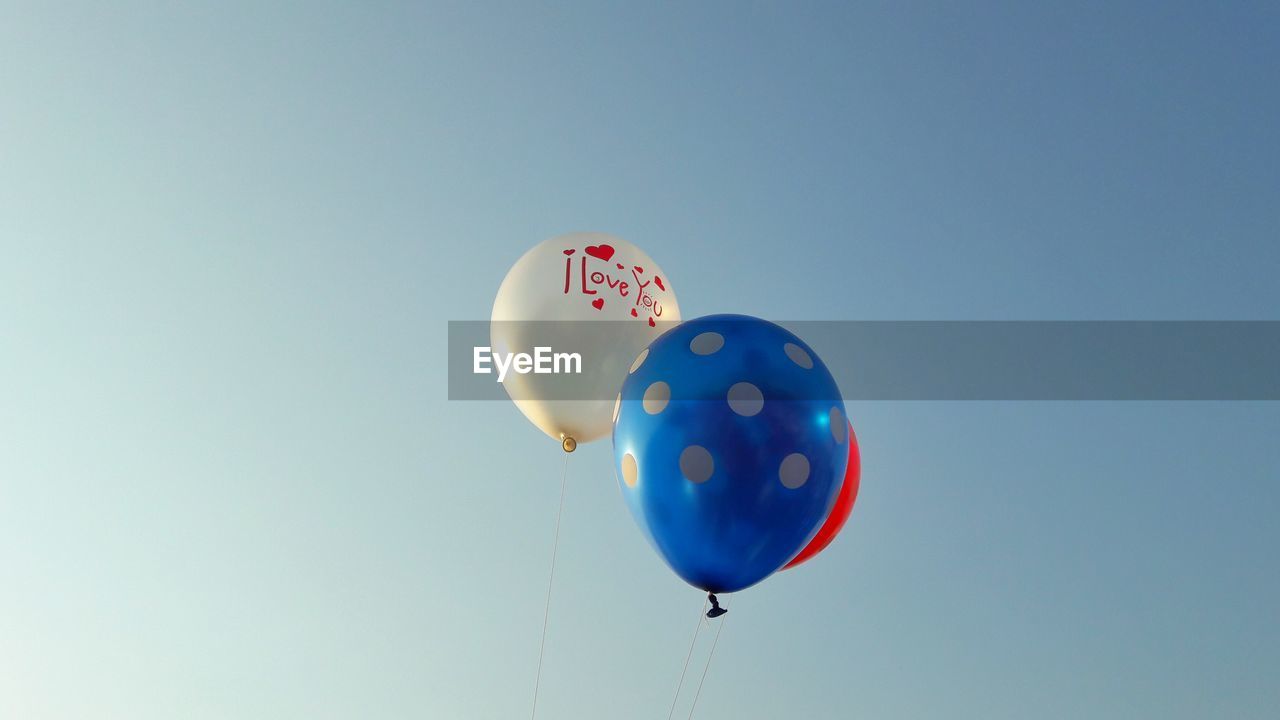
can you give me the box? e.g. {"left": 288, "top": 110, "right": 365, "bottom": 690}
{"left": 686, "top": 594, "right": 731, "bottom": 720}
{"left": 530, "top": 451, "right": 571, "bottom": 720}
{"left": 667, "top": 596, "right": 709, "bottom": 720}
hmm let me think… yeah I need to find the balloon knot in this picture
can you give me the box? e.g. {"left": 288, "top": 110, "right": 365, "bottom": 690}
{"left": 706, "top": 593, "right": 728, "bottom": 618}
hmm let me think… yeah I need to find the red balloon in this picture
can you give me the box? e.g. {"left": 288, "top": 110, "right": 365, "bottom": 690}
{"left": 784, "top": 422, "right": 860, "bottom": 570}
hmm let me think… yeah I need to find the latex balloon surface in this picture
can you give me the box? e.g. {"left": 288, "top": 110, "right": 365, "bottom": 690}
{"left": 613, "top": 315, "right": 847, "bottom": 593}
{"left": 783, "top": 422, "right": 860, "bottom": 570}
{"left": 492, "top": 233, "right": 680, "bottom": 445}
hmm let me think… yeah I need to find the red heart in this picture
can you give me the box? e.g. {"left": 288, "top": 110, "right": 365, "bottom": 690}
{"left": 654, "top": 276, "right": 665, "bottom": 291}
{"left": 616, "top": 263, "right": 624, "bottom": 269}
{"left": 592, "top": 298, "right": 605, "bottom": 310}
{"left": 630, "top": 309, "right": 638, "bottom": 317}
{"left": 585, "top": 244, "right": 615, "bottom": 262}
{"left": 648, "top": 316, "right": 656, "bottom": 327}
{"left": 563, "top": 249, "right": 575, "bottom": 256}
{"left": 633, "top": 265, "right": 644, "bottom": 274}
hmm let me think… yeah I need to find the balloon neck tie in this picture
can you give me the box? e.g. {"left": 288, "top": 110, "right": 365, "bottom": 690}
{"left": 560, "top": 434, "right": 577, "bottom": 453}
{"left": 706, "top": 593, "right": 728, "bottom": 618}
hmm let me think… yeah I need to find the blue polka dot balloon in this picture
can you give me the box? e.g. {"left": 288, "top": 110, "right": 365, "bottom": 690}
{"left": 612, "top": 314, "right": 849, "bottom": 594}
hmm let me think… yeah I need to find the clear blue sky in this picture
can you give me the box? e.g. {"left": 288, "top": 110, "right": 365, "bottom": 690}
{"left": 1, "top": 2, "right": 1277, "bottom": 718}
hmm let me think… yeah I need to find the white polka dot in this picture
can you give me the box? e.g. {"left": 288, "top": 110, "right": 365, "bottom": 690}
{"left": 630, "top": 348, "right": 649, "bottom": 374}
{"left": 621, "top": 453, "right": 638, "bottom": 488}
{"left": 784, "top": 342, "right": 813, "bottom": 369}
{"left": 830, "top": 408, "right": 846, "bottom": 443}
{"left": 643, "top": 381, "right": 670, "bottom": 414}
{"left": 779, "top": 453, "right": 810, "bottom": 489}
{"left": 613, "top": 393, "right": 621, "bottom": 423}
{"left": 727, "top": 382, "right": 763, "bottom": 416}
{"left": 690, "top": 332, "right": 724, "bottom": 355}
{"left": 680, "top": 446, "right": 714, "bottom": 483}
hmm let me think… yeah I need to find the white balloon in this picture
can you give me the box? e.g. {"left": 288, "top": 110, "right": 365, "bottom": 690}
{"left": 491, "top": 233, "right": 681, "bottom": 445}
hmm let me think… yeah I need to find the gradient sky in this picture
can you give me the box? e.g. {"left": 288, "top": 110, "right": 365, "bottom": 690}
{"left": 2, "top": 2, "right": 1278, "bottom": 718}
